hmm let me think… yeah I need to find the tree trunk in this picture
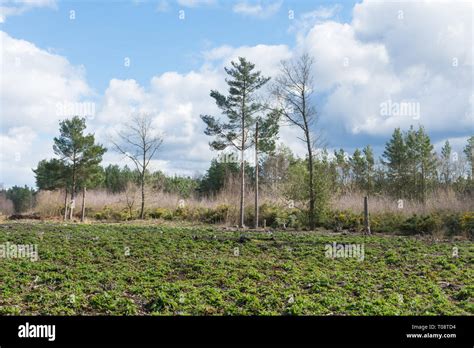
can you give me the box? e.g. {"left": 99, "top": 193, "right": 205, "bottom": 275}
{"left": 69, "top": 160, "right": 76, "bottom": 220}
{"left": 81, "top": 186, "right": 86, "bottom": 222}
{"left": 63, "top": 188, "right": 68, "bottom": 221}
{"left": 240, "top": 146, "right": 245, "bottom": 228}
{"left": 69, "top": 188, "right": 75, "bottom": 220}
{"left": 421, "top": 165, "right": 426, "bottom": 206}
{"left": 254, "top": 122, "right": 259, "bottom": 229}
{"left": 140, "top": 174, "right": 145, "bottom": 219}
{"left": 306, "top": 134, "right": 315, "bottom": 230}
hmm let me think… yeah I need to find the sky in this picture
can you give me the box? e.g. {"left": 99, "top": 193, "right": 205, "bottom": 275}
{"left": 0, "top": 0, "right": 473, "bottom": 188}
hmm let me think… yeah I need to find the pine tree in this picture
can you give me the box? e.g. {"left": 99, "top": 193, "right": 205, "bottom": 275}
{"left": 464, "top": 135, "right": 474, "bottom": 178}
{"left": 363, "top": 145, "right": 375, "bottom": 195}
{"left": 415, "top": 126, "right": 437, "bottom": 203}
{"left": 405, "top": 126, "right": 420, "bottom": 200}
{"left": 33, "top": 158, "right": 71, "bottom": 219}
{"left": 382, "top": 128, "right": 407, "bottom": 198}
{"left": 201, "top": 57, "right": 275, "bottom": 228}
{"left": 53, "top": 116, "right": 106, "bottom": 220}
{"left": 350, "top": 148, "right": 366, "bottom": 192}
{"left": 439, "top": 140, "right": 452, "bottom": 186}
{"left": 334, "top": 149, "right": 350, "bottom": 194}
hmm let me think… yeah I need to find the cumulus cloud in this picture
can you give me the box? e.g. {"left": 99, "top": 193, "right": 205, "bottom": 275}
{"left": 0, "top": 31, "right": 93, "bottom": 132}
{"left": 0, "top": 31, "right": 94, "bottom": 187}
{"left": 232, "top": 0, "right": 282, "bottom": 19}
{"left": 0, "top": 0, "right": 56, "bottom": 23}
{"left": 296, "top": 0, "right": 473, "bottom": 142}
{"left": 2, "top": 0, "right": 472, "bottom": 187}
{"left": 96, "top": 44, "right": 294, "bottom": 177}
{"left": 176, "top": 0, "right": 216, "bottom": 8}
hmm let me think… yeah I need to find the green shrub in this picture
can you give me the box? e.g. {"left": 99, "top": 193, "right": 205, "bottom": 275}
{"left": 94, "top": 211, "right": 108, "bottom": 220}
{"left": 401, "top": 214, "right": 443, "bottom": 235}
{"left": 202, "top": 204, "right": 231, "bottom": 224}
{"left": 442, "top": 213, "right": 462, "bottom": 236}
{"left": 460, "top": 212, "right": 474, "bottom": 239}
{"left": 324, "top": 211, "right": 363, "bottom": 232}
{"left": 148, "top": 207, "right": 172, "bottom": 219}
{"left": 370, "top": 213, "right": 405, "bottom": 233}
{"left": 110, "top": 211, "right": 132, "bottom": 221}
{"left": 174, "top": 207, "right": 190, "bottom": 219}
{"left": 259, "top": 203, "right": 298, "bottom": 228}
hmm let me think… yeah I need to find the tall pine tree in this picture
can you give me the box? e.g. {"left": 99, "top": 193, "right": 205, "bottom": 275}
{"left": 201, "top": 57, "right": 277, "bottom": 228}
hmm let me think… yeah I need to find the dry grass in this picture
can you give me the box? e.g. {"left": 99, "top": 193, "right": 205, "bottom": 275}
{"left": 331, "top": 189, "right": 474, "bottom": 215}
{"left": 0, "top": 194, "right": 14, "bottom": 216}
{"left": 33, "top": 184, "right": 473, "bottom": 220}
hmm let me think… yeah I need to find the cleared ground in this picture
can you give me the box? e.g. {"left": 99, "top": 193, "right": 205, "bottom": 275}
{"left": 0, "top": 221, "right": 472, "bottom": 315}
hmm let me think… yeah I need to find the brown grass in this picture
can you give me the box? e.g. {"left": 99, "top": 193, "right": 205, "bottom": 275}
{"left": 33, "top": 184, "right": 473, "bottom": 220}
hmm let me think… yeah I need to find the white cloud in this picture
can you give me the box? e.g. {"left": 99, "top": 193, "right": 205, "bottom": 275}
{"left": 0, "top": 31, "right": 93, "bottom": 132}
{"left": 95, "top": 44, "right": 294, "bottom": 177}
{"left": 2, "top": 0, "right": 472, "bottom": 187}
{"left": 0, "top": 126, "right": 42, "bottom": 188}
{"left": 0, "top": 0, "right": 56, "bottom": 23}
{"left": 0, "top": 31, "right": 93, "bottom": 187}
{"left": 232, "top": 0, "right": 282, "bottom": 19}
{"left": 176, "top": 0, "right": 216, "bottom": 8}
{"left": 203, "top": 43, "right": 292, "bottom": 77}
{"left": 156, "top": 0, "right": 170, "bottom": 12}
{"left": 296, "top": 0, "right": 473, "bottom": 138}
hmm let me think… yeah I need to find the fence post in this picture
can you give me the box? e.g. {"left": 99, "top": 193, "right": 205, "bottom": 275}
{"left": 364, "top": 196, "right": 371, "bottom": 235}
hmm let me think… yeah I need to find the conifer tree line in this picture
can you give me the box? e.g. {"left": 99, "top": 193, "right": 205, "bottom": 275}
{"left": 1, "top": 55, "right": 472, "bottom": 227}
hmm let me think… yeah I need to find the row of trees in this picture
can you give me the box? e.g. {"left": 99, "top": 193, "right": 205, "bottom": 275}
{"left": 3, "top": 130, "right": 472, "bottom": 217}
{"left": 21, "top": 53, "right": 473, "bottom": 228}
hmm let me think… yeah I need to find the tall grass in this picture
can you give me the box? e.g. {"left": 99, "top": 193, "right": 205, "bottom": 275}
{"left": 331, "top": 189, "right": 474, "bottom": 215}
{"left": 33, "top": 184, "right": 473, "bottom": 221}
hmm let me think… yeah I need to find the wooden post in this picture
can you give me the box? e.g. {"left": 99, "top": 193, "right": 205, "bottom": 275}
{"left": 254, "top": 121, "right": 259, "bottom": 229}
{"left": 364, "top": 196, "right": 371, "bottom": 234}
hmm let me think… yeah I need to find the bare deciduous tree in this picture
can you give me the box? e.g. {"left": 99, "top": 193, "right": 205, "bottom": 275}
{"left": 123, "top": 182, "right": 138, "bottom": 219}
{"left": 273, "top": 53, "right": 319, "bottom": 230}
{"left": 112, "top": 113, "right": 163, "bottom": 219}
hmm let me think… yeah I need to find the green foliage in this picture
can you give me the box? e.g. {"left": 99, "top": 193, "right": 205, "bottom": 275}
{"left": 0, "top": 222, "right": 471, "bottom": 315}
{"left": 53, "top": 116, "right": 107, "bottom": 191}
{"left": 103, "top": 165, "right": 136, "bottom": 193}
{"left": 460, "top": 212, "right": 474, "bottom": 239}
{"left": 463, "top": 135, "right": 474, "bottom": 178}
{"left": 200, "top": 57, "right": 272, "bottom": 152}
{"left": 148, "top": 208, "right": 173, "bottom": 220}
{"left": 370, "top": 213, "right": 405, "bottom": 233}
{"left": 94, "top": 208, "right": 132, "bottom": 221}
{"left": 284, "top": 156, "right": 331, "bottom": 226}
{"left": 6, "top": 185, "right": 35, "bottom": 214}
{"left": 197, "top": 159, "right": 240, "bottom": 196}
{"left": 401, "top": 214, "right": 443, "bottom": 235}
{"left": 33, "top": 159, "right": 70, "bottom": 191}
{"left": 382, "top": 126, "right": 437, "bottom": 202}
{"left": 259, "top": 203, "right": 299, "bottom": 228}
{"left": 324, "top": 211, "right": 364, "bottom": 232}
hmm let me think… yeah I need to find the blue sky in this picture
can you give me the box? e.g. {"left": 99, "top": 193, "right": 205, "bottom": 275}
{"left": 2, "top": 0, "right": 355, "bottom": 91}
{"left": 0, "top": 0, "right": 472, "bottom": 188}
